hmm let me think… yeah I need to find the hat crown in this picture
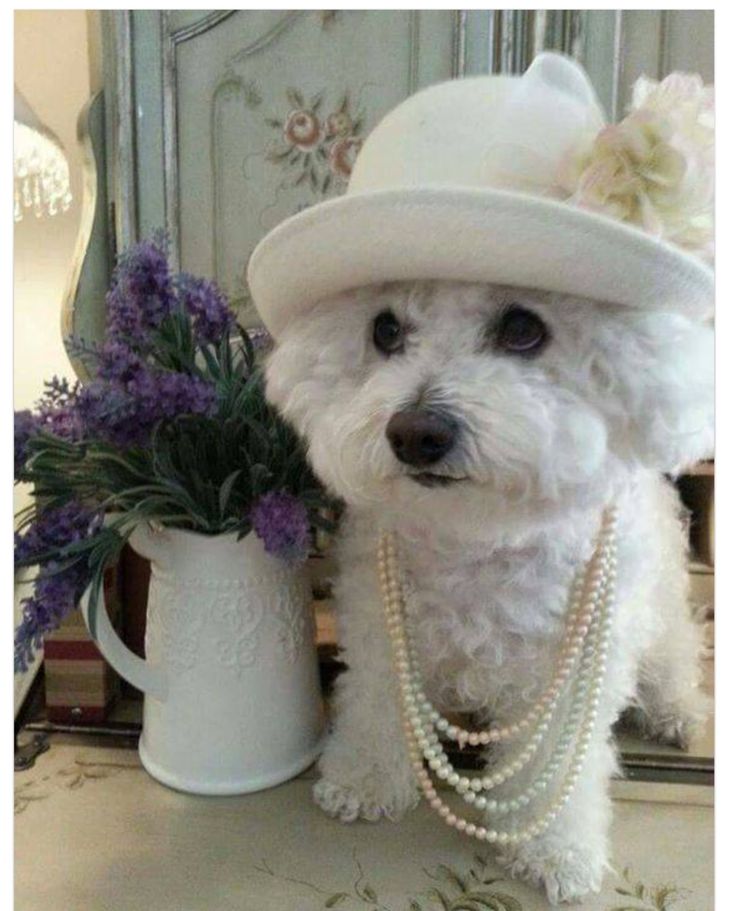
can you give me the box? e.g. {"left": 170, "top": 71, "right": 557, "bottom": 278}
{"left": 348, "top": 53, "right": 606, "bottom": 199}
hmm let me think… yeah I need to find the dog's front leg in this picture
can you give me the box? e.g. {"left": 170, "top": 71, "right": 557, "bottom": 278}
{"left": 313, "top": 558, "right": 419, "bottom": 823}
{"left": 495, "top": 734, "right": 617, "bottom": 905}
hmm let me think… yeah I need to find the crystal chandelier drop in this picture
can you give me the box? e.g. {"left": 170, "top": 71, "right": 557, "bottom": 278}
{"left": 14, "top": 88, "right": 73, "bottom": 222}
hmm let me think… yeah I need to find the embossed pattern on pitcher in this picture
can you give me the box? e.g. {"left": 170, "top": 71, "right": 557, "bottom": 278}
{"left": 145, "top": 570, "right": 312, "bottom": 675}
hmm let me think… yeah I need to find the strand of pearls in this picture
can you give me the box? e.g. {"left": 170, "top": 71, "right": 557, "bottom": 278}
{"left": 408, "top": 613, "right": 599, "bottom": 808}
{"left": 378, "top": 507, "right": 618, "bottom": 845}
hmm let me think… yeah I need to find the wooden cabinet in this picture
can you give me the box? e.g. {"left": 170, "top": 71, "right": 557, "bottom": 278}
{"left": 104, "top": 10, "right": 466, "bottom": 326}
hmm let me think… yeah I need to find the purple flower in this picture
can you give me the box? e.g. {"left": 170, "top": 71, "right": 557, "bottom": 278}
{"left": 251, "top": 491, "right": 310, "bottom": 563}
{"left": 15, "top": 379, "right": 86, "bottom": 477}
{"left": 76, "top": 368, "right": 217, "bottom": 448}
{"left": 15, "top": 502, "right": 101, "bottom": 568}
{"left": 14, "top": 559, "right": 90, "bottom": 673}
{"left": 178, "top": 273, "right": 235, "bottom": 344}
{"left": 97, "top": 340, "right": 146, "bottom": 383}
{"left": 34, "top": 377, "right": 84, "bottom": 442}
{"left": 14, "top": 410, "right": 38, "bottom": 477}
{"left": 76, "top": 381, "right": 141, "bottom": 447}
{"left": 106, "top": 234, "right": 176, "bottom": 345}
{"left": 39, "top": 376, "right": 76, "bottom": 407}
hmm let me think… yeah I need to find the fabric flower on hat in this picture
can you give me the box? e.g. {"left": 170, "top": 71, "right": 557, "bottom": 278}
{"left": 559, "top": 73, "right": 714, "bottom": 261}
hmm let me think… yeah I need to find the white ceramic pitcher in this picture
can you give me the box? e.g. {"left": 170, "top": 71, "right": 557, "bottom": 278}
{"left": 80, "top": 523, "right": 325, "bottom": 795}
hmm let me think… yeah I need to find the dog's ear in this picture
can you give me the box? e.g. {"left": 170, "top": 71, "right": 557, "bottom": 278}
{"left": 596, "top": 311, "right": 714, "bottom": 474}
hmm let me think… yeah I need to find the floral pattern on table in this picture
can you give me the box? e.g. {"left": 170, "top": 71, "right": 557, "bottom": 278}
{"left": 15, "top": 757, "right": 142, "bottom": 814}
{"left": 265, "top": 88, "right": 365, "bottom": 196}
{"left": 253, "top": 850, "right": 697, "bottom": 911}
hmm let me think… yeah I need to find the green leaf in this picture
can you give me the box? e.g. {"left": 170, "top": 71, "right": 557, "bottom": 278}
{"left": 461, "top": 893, "right": 522, "bottom": 911}
{"left": 324, "top": 894, "right": 348, "bottom": 908}
{"left": 218, "top": 469, "right": 242, "bottom": 517}
{"left": 438, "top": 866, "right": 468, "bottom": 892}
{"left": 430, "top": 889, "right": 452, "bottom": 911}
{"left": 652, "top": 885, "right": 680, "bottom": 910}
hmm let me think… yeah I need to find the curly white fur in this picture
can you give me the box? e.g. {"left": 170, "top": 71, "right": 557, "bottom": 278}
{"left": 265, "top": 281, "right": 713, "bottom": 905}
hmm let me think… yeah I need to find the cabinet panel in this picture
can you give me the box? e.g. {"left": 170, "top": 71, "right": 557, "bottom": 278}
{"left": 134, "top": 10, "right": 460, "bottom": 325}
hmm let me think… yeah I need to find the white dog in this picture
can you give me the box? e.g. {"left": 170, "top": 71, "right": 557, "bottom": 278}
{"left": 248, "top": 53, "right": 714, "bottom": 904}
{"left": 265, "top": 279, "right": 712, "bottom": 902}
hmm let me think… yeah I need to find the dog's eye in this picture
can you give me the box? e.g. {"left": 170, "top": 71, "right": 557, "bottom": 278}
{"left": 373, "top": 310, "right": 404, "bottom": 355}
{"left": 495, "top": 306, "right": 549, "bottom": 356}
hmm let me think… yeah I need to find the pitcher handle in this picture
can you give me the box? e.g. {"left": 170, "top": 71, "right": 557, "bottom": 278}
{"left": 79, "top": 583, "right": 168, "bottom": 702}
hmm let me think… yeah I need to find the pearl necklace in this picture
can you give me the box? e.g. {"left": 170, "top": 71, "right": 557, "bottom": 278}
{"left": 378, "top": 507, "right": 618, "bottom": 845}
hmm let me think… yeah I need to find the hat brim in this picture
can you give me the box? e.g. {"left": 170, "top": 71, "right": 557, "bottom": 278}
{"left": 247, "top": 187, "right": 714, "bottom": 338}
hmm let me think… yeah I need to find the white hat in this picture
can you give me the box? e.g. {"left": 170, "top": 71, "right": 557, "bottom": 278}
{"left": 248, "top": 52, "right": 714, "bottom": 338}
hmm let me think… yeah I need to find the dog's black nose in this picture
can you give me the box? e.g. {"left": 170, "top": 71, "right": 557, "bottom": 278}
{"left": 386, "top": 409, "right": 457, "bottom": 467}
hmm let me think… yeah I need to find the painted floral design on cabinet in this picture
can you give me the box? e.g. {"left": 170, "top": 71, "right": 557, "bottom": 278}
{"left": 265, "top": 88, "right": 365, "bottom": 195}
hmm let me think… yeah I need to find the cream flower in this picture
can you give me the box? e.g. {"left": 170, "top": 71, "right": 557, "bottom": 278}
{"left": 559, "top": 72, "right": 714, "bottom": 261}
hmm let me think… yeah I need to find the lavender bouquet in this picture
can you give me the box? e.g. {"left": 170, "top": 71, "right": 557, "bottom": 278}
{"left": 14, "top": 234, "right": 327, "bottom": 673}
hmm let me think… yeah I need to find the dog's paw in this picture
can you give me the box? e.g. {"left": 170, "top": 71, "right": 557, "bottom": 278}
{"left": 497, "top": 840, "right": 605, "bottom": 905}
{"left": 313, "top": 778, "right": 415, "bottom": 823}
{"left": 621, "top": 693, "right": 710, "bottom": 750}
{"left": 648, "top": 713, "right": 703, "bottom": 750}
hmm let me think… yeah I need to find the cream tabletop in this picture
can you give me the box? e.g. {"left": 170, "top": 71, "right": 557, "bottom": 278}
{"left": 15, "top": 733, "right": 712, "bottom": 911}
